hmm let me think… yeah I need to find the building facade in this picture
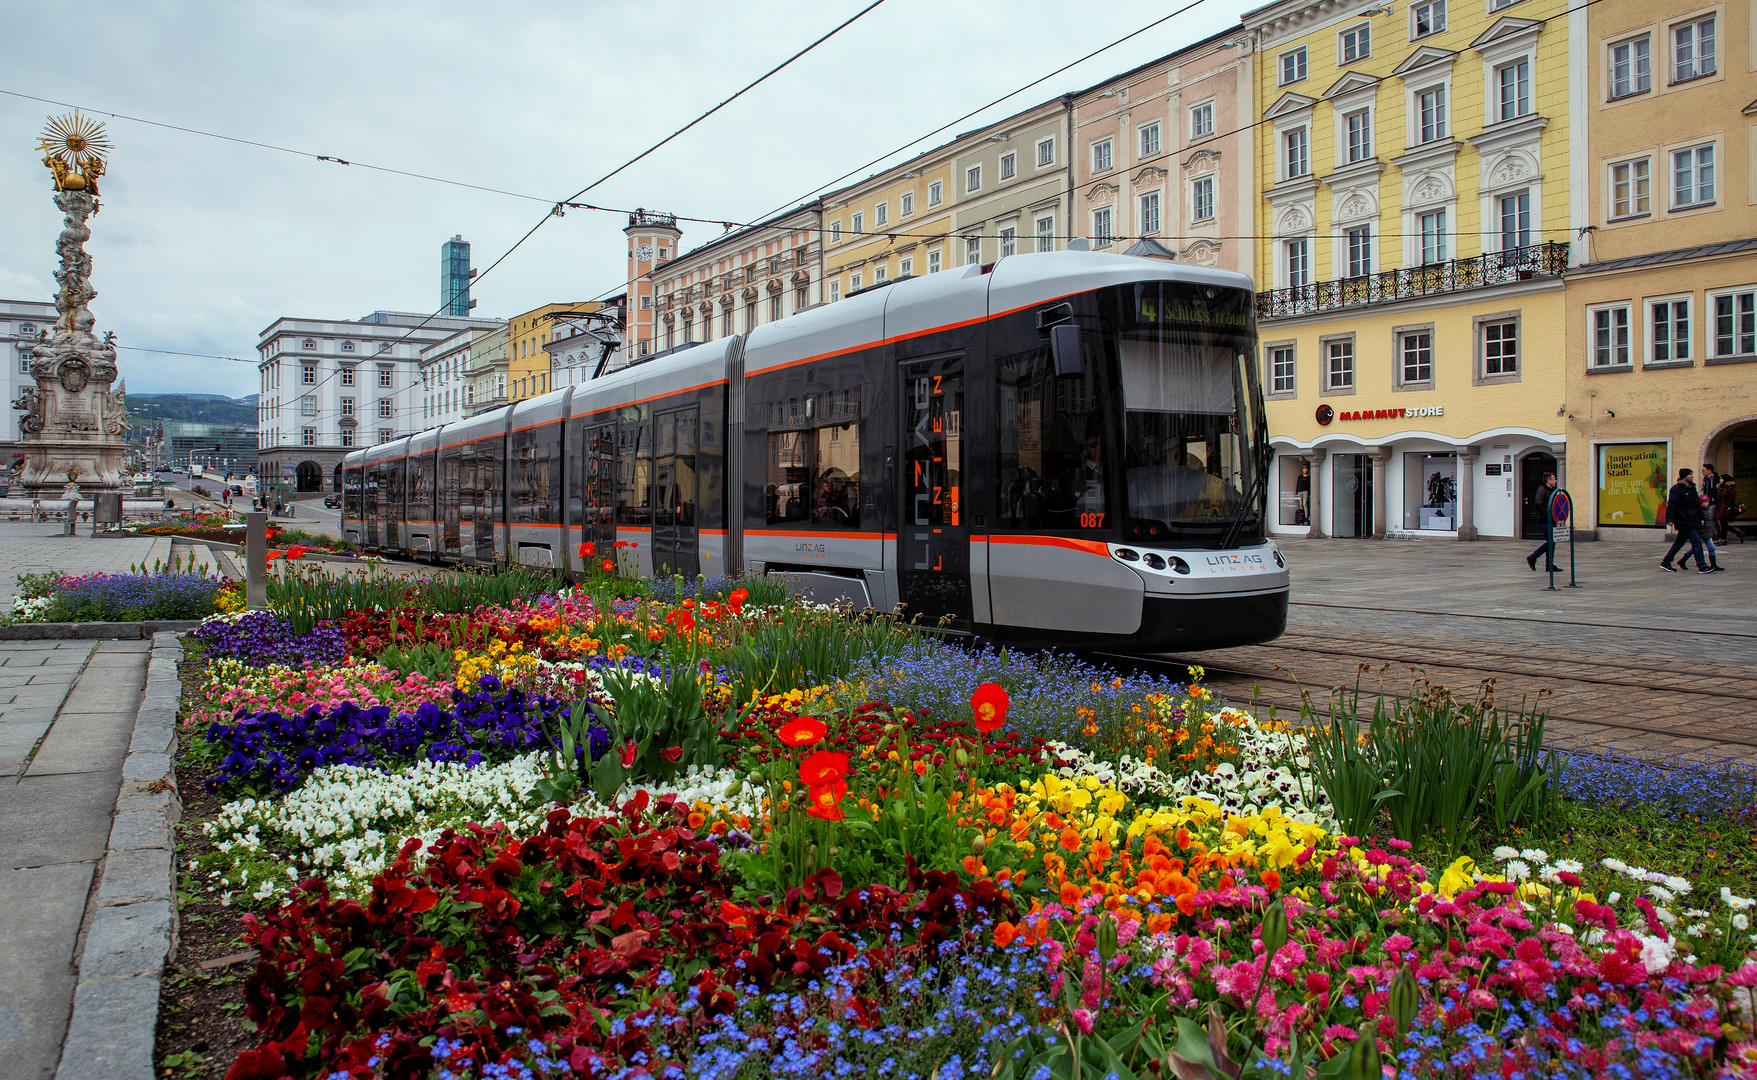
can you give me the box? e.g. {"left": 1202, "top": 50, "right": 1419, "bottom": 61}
{"left": 256, "top": 310, "right": 502, "bottom": 491}
{"left": 419, "top": 325, "right": 502, "bottom": 430}
{"left": 1246, "top": 0, "right": 1574, "bottom": 542}
{"left": 952, "top": 99, "right": 1074, "bottom": 271}
{"left": 650, "top": 204, "right": 821, "bottom": 351}
{"left": 1561, "top": 0, "right": 1757, "bottom": 538}
{"left": 1071, "top": 27, "right": 1256, "bottom": 271}
{"left": 545, "top": 299, "right": 624, "bottom": 388}
{"left": 507, "top": 302, "right": 587, "bottom": 402}
{"left": 821, "top": 144, "right": 957, "bottom": 301}
{"left": 464, "top": 325, "right": 512, "bottom": 417}
{"left": 625, "top": 211, "right": 683, "bottom": 357}
{"left": 164, "top": 420, "right": 257, "bottom": 474}
{"left": 441, "top": 235, "right": 473, "bottom": 317}
{"left": 0, "top": 300, "right": 59, "bottom": 450}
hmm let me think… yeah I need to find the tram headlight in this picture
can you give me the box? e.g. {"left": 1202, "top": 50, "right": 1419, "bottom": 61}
{"left": 1272, "top": 548, "right": 1285, "bottom": 568}
{"left": 1167, "top": 556, "right": 1190, "bottom": 575}
{"left": 1114, "top": 548, "right": 1139, "bottom": 562}
{"left": 1142, "top": 552, "right": 1165, "bottom": 570}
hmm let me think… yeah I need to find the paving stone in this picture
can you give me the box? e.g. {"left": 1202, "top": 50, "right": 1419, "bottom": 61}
{"left": 0, "top": 862, "right": 94, "bottom": 1078}
{"left": 106, "top": 810, "right": 170, "bottom": 852}
{"left": 120, "top": 752, "right": 171, "bottom": 784}
{"left": 0, "top": 772, "right": 119, "bottom": 870}
{"left": 54, "top": 973, "right": 158, "bottom": 1080}
{"left": 94, "top": 846, "right": 173, "bottom": 907}
{"left": 77, "top": 900, "right": 173, "bottom": 980}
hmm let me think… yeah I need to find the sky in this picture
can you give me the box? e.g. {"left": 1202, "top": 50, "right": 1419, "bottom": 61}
{"left": 0, "top": 0, "right": 1253, "bottom": 398}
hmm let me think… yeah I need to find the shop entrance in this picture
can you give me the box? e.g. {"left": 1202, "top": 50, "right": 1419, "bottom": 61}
{"left": 1332, "top": 453, "right": 1373, "bottom": 538}
{"left": 1521, "top": 452, "right": 1558, "bottom": 539}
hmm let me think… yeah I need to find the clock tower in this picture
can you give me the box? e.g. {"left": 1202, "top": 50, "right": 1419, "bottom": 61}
{"left": 624, "top": 209, "right": 681, "bottom": 360}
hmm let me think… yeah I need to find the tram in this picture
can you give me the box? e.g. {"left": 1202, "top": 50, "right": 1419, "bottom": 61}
{"left": 343, "top": 250, "right": 1289, "bottom": 650}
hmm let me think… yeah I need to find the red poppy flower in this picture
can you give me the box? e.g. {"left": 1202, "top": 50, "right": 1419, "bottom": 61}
{"left": 659, "top": 745, "right": 683, "bottom": 762}
{"left": 578, "top": 543, "right": 592, "bottom": 560}
{"left": 728, "top": 587, "right": 750, "bottom": 613}
{"left": 806, "top": 779, "right": 848, "bottom": 821}
{"left": 798, "top": 749, "right": 849, "bottom": 787}
{"left": 776, "top": 716, "right": 827, "bottom": 748}
{"left": 971, "top": 682, "right": 1009, "bottom": 733}
{"left": 666, "top": 610, "right": 696, "bottom": 634}
{"left": 284, "top": 545, "right": 309, "bottom": 561}
{"left": 601, "top": 559, "right": 616, "bottom": 574}
{"left": 619, "top": 741, "right": 638, "bottom": 769}
{"left": 266, "top": 549, "right": 283, "bottom": 562}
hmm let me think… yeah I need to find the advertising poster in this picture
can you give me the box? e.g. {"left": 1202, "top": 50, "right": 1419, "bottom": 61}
{"left": 1596, "top": 442, "right": 1667, "bottom": 527}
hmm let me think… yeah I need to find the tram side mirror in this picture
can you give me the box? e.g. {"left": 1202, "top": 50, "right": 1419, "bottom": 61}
{"left": 1050, "top": 324, "right": 1085, "bottom": 378}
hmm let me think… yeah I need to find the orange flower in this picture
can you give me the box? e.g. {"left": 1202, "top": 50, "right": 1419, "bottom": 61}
{"left": 1175, "top": 827, "right": 1193, "bottom": 851}
{"left": 970, "top": 682, "right": 1009, "bottom": 733}
{"left": 1261, "top": 869, "right": 1281, "bottom": 892}
{"left": 806, "top": 779, "right": 848, "bottom": 821}
{"left": 798, "top": 750, "right": 849, "bottom": 787}
{"left": 578, "top": 542, "right": 593, "bottom": 559}
{"left": 993, "top": 921, "right": 1019, "bottom": 947}
{"left": 601, "top": 558, "right": 616, "bottom": 573}
{"left": 962, "top": 855, "right": 987, "bottom": 876}
{"left": 687, "top": 811, "right": 706, "bottom": 829}
{"left": 1088, "top": 839, "right": 1113, "bottom": 868}
{"left": 728, "top": 587, "right": 749, "bottom": 613}
{"left": 284, "top": 545, "right": 308, "bottom": 561}
{"left": 1058, "top": 828, "right": 1082, "bottom": 853}
{"left": 266, "top": 549, "right": 283, "bottom": 562}
{"left": 776, "top": 717, "right": 828, "bottom": 749}
{"left": 1059, "top": 880, "right": 1084, "bottom": 906}
{"left": 912, "top": 759, "right": 928, "bottom": 777}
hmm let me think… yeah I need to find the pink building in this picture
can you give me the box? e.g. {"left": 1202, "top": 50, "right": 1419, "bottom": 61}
{"left": 1071, "top": 26, "right": 1256, "bottom": 274}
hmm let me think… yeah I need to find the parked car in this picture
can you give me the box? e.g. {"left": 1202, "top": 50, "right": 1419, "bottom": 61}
{"left": 230, "top": 485, "right": 244, "bottom": 497}
{"left": 323, "top": 493, "right": 341, "bottom": 509}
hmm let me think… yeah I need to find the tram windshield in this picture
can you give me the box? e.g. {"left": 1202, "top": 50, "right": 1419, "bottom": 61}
{"left": 1110, "top": 283, "right": 1264, "bottom": 547}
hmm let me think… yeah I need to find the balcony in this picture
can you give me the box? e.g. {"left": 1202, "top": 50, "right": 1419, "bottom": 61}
{"left": 1256, "top": 243, "right": 1569, "bottom": 320}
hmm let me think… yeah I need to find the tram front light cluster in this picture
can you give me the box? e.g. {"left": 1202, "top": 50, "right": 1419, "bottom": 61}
{"left": 1112, "top": 546, "right": 1189, "bottom": 575}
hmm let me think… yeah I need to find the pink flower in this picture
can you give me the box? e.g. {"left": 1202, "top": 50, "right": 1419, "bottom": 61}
{"left": 1080, "top": 958, "right": 1102, "bottom": 1008}
{"left": 1306, "top": 971, "right": 1332, "bottom": 997}
{"left": 1070, "top": 1007, "right": 1094, "bottom": 1035}
{"left": 1383, "top": 933, "right": 1414, "bottom": 955}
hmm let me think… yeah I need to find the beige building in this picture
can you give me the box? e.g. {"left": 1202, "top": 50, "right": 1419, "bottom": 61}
{"left": 1071, "top": 26, "right": 1255, "bottom": 271}
{"left": 952, "top": 99, "right": 1074, "bottom": 268}
{"left": 820, "top": 143, "right": 959, "bottom": 300}
{"left": 1562, "top": 0, "right": 1757, "bottom": 539}
{"left": 649, "top": 204, "right": 821, "bottom": 351}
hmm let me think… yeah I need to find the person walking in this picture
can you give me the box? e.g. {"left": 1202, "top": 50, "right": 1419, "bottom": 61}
{"left": 1715, "top": 473, "right": 1740, "bottom": 542}
{"left": 1660, "top": 467, "right": 1711, "bottom": 573}
{"left": 1526, "top": 471, "right": 1561, "bottom": 571}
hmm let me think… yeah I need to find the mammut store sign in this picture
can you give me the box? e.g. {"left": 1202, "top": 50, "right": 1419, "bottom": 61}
{"left": 1314, "top": 405, "right": 1445, "bottom": 425}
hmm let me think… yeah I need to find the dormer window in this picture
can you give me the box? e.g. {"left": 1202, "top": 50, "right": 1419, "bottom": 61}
{"left": 340, "top": 339, "right": 355, "bottom": 352}
{"left": 301, "top": 338, "right": 316, "bottom": 350}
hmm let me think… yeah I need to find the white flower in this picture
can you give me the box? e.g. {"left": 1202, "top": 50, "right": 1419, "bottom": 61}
{"left": 1504, "top": 860, "right": 1531, "bottom": 881}
{"left": 1739, "top": 914, "right": 1753, "bottom": 932}
{"left": 1492, "top": 846, "right": 1519, "bottom": 860}
{"left": 1636, "top": 934, "right": 1675, "bottom": 974}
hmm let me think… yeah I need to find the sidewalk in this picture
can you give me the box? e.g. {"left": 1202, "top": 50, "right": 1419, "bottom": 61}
{"left": 0, "top": 525, "right": 170, "bottom": 611}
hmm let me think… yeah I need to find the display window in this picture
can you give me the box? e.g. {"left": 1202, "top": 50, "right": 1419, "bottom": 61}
{"left": 1278, "top": 456, "right": 1310, "bottom": 526}
{"left": 1403, "top": 452, "right": 1457, "bottom": 531}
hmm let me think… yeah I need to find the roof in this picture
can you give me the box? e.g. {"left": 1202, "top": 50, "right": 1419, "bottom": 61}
{"left": 1575, "top": 236, "right": 1757, "bottom": 275}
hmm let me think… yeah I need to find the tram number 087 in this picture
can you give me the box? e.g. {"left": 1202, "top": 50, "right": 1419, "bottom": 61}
{"left": 1079, "top": 512, "right": 1105, "bottom": 529}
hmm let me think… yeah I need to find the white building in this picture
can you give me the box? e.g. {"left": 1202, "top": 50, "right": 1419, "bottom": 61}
{"left": 545, "top": 300, "right": 626, "bottom": 388}
{"left": 419, "top": 325, "right": 506, "bottom": 429}
{"left": 0, "top": 300, "right": 60, "bottom": 450}
{"left": 256, "top": 310, "right": 503, "bottom": 492}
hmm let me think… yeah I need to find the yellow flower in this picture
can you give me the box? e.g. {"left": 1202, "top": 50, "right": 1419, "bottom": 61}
{"left": 1437, "top": 855, "right": 1477, "bottom": 898}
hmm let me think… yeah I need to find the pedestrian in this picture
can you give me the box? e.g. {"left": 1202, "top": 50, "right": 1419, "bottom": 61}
{"left": 1660, "top": 467, "right": 1712, "bottom": 573}
{"left": 1295, "top": 462, "right": 1311, "bottom": 526}
{"left": 1703, "top": 463, "right": 1721, "bottom": 514}
{"left": 1715, "top": 473, "right": 1740, "bottom": 542}
{"left": 1526, "top": 471, "right": 1562, "bottom": 571}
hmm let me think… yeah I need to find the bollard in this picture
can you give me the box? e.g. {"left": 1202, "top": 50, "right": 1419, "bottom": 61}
{"left": 246, "top": 510, "right": 267, "bottom": 610}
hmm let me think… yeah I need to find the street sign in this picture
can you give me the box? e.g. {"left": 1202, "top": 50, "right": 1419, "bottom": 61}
{"left": 1545, "top": 487, "right": 1579, "bottom": 591}
{"left": 1552, "top": 526, "right": 1571, "bottom": 544}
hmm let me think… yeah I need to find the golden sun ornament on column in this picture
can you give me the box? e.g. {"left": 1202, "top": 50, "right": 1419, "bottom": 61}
{"left": 38, "top": 111, "right": 111, "bottom": 195}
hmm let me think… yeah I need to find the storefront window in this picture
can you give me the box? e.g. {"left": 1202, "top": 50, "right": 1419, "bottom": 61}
{"left": 1403, "top": 452, "right": 1457, "bottom": 530}
{"left": 1596, "top": 442, "right": 1668, "bottom": 528}
{"left": 1278, "top": 456, "right": 1310, "bottom": 526}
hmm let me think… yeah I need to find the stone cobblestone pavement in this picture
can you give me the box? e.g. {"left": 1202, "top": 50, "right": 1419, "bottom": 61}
{"left": 0, "top": 639, "right": 149, "bottom": 1077}
{"left": 0, "top": 523, "right": 169, "bottom": 610}
{"left": 1136, "top": 536, "right": 1757, "bottom": 766}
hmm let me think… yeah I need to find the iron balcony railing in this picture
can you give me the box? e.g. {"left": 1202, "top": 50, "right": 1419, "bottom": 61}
{"left": 1256, "top": 242, "right": 1569, "bottom": 320}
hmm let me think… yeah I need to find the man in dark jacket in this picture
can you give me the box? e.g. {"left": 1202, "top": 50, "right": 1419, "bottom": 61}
{"left": 1661, "top": 468, "right": 1710, "bottom": 573}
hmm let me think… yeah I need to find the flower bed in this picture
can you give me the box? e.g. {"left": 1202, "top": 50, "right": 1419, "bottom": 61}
{"left": 5, "top": 568, "right": 240, "bottom": 624}
{"left": 161, "top": 576, "right": 1757, "bottom": 1080}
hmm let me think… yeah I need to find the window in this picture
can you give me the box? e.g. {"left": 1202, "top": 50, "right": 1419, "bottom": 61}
{"left": 966, "top": 164, "right": 982, "bottom": 192}
{"left": 1414, "top": 85, "right": 1447, "bottom": 144}
{"left": 1412, "top": 0, "right": 1445, "bottom": 37}
{"left": 18, "top": 322, "right": 34, "bottom": 336}
{"left": 339, "top": 366, "right": 355, "bottom": 387}
{"left": 746, "top": 300, "right": 759, "bottom": 330}
{"left": 1285, "top": 128, "right": 1309, "bottom": 179}
{"left": 1280, "top": 47, "right": 1307, "bottom": 84}
{"left": 1036, "top": 137, "right": 1055, "bottom": 167}
{"left": 1495, "top": 60, "right": 1531, "bottom": 121}
{"left": 900, "top": 191, "right": 914, "bottom": 217}
{"left": 1000, "top": 151, "right": 1017, "bottom": 180}
{"left": 18, "top": 357, "right": 28, "bottom": 374}
{"left": 1093, "top": 207, "right": 1114, "bottom": 246}
{"left": 1712, "top": 289, "right": 1756, "bottom": 357}
{"left": 377, "top": 398, "right": 393, "bottom": 418}
{"left": 379, "top": 429, "right": 395, "bottom": 444}
{"left": 1268, "top": 344, "right": 1297, "bottom": 395}
{"left": 1092, "top": 138, "right": 1113, "bottom": 173}
{"left": 927, "top": 249, "right": 941, "bottom": 274}
{"left": 301, "top": 395, "right": 316, "bottom": 416}
{"left": 301, "top": 338, "right": 315, "bottom": 350}
{"left": 1324, "top": 337, "right": 1355, "bottom": 391}
{"left": 1345, "top": 109, "right": 1372, "bottom": 162}
{"left": 301, "top": 364, "right": 316, "bottom": 384}
{"left": 828, "top": 279, "right": 841, "bottom": 303}
{"left": 830, "top": 220, "right": 842, "bottom": 242}
{"left": 1340, "top": 22, "right": 1371, "bottom": 62}
{"left": 1420, "top": 209, "right": 1448, "bottom": 264}
{"left": 796, "top": 285, "right": 809, "bottom": 308}
{"left": 1399, "top": 330, "right": 1434, "bottom": 385}
{"left": 377, "top": 368, "right": 392, "bottom": 388}
{"left": 900, "top": 257, "right": 913, "bottom": 276}
{"left": 1671, "top": 145, "right": 1715, "bottom": 208}
{"left": 995, "top": 347, "right": 1104, "bottom": 530}
{"left": 770, "top": 294, "right": 782, "bottom": 321}
{"left": 851, "top": 211, "right": 864, "bottom": 234}
{"left": 341, "top": 397, "right": 356, "bottom": 416}
{"left": 340, "top": 339, "right": 355, "bottom": 353}
{"left": 966, "top": 235, "right": 981, "bottom": 265}
{"left": 341, "top": 429, "right": 355, "bottom": 448}
{"left": 721, "top": 308, "right": 733, "bottom": 337}
{"left": 1499, "top": 190, "right": 1531, "bottom": 250}
{"left": 875, "top": 202, "right": 888, "bottom": 226}
{"left": 1191, "top": 177, "right": 1214, "bottom": 221}
{"left": 1672, "top": 16, "right": 1715, "bottom": 81}
{"left": 1287, "top": 237, "right": 1311, "bottom": 288}
{"left": 1139, "top": 192, "right": 1161, "bottom": 234}
{"left": 1611, "top": 158, "right": 1651, "bottom": 217}
{"left": 1000, "top": 226, "right": 1017, "bottom": 257}
{"left": 1347, "top": 226, "right": 1372, "bottom": 277}
{"left": 1610, "top": 36, "right": 1651, "bottom": 97}
{"left": 301, "top": 427, "right": 315, "bottom": 447}
{"left": 1648, "top": 298, "right": 1691, "bottom": 364}
{"left": 1139, "top": 121, "right": 1161, "bottom": 158}
{"left": 1036, "top": 214, "right": 1055, "bottom": 253}
{"left": 928, "top": 180, "right": 943, "bottom": 206}
{"left": 873, "top": 266, "right": 887, "bottom": 284}
{"left": 1480, "top": 317, "right": 1519, "bottom": 378}
{"left": 1190, "top": 101, "right": 1213, "bottom": 139}
{"left": 850, "top": 272, "right": 862, "bottom": 292}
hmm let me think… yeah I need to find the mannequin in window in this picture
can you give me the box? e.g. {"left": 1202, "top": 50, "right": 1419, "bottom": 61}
{"left": 1295, "top": 462, "right": 1311, "bottom": 525}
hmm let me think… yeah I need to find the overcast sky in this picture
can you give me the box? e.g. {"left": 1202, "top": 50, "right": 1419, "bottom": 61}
{"left": 0, "top": 0, "right": 1251, "bottom": 398}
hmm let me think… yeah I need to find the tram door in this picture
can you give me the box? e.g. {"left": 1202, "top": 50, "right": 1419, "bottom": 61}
{"left": 899, "top": 359, "right": 971, "bottom": 625}
{"left": 653, "top": 406, "right": 700, "bottom": 577}
{"left": 441, "top": 454, "right": 461, "bottom": 556}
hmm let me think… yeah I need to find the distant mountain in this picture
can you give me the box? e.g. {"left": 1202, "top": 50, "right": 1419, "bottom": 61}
{"left": 128, "top": 393, "right": 257, "bottom": 426}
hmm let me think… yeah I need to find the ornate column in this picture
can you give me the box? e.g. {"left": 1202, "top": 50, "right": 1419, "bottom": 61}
{"left": 1305, "top": 448, "right": 1327, "bottom": 539}
{"left": 1371, "top": 447, "right": 1391, "bottom": 538}
{"left": 1456, "top": 447, "right": 1478, "bottom": 540}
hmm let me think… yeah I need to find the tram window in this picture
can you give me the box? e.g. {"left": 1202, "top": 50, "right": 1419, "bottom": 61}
{"left": 616, "top": 422, "right": 652, "bottom": 526}
{"left": 408, "top": 454, "right": 434, "bottom": 523}
{"left": 812, "top": 422, "right": 860, "bottom": 529}
{"left": 763, "top": 389, "right": 862, "bottom": 527}
{"left": 766, "top": 431, "right": 810, "bottom": 524}
{"left": 512, "top": 426, "right": 558, "bottom": 523}
{"left": 995, "top": 348, "right": 1106, "bottom": 530}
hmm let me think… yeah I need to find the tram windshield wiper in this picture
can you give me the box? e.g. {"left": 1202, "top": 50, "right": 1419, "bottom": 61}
{"left": 1216, "top": 466, "right": 1265, "bottom": 550}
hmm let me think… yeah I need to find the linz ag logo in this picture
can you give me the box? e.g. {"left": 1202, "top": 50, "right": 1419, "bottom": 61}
{"left": 1206, "top": 552, "right": 1268, "bottom": 573}
{"left": 795, "top": 542, "right": 826, "bottom": 554}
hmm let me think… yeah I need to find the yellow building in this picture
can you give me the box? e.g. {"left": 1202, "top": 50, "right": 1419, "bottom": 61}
{"left": 822, "top": 144, "right": 958, "bottom": 302}
{"left": 1562, "top": 0, "right": 1757, "bottom": 540}
{"left": 1244, "top": 0, "right": 1574, "bottom": 542}
{"left": 507, "top": 302, "right": 586, "bottom": 401}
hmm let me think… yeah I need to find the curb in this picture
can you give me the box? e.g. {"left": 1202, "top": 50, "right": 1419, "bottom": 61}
{"left": 0, "top": 621, "right": 201, "bottom": 641}
{"left": 56, "top": 631, "right": 184, "bottom": 1080}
